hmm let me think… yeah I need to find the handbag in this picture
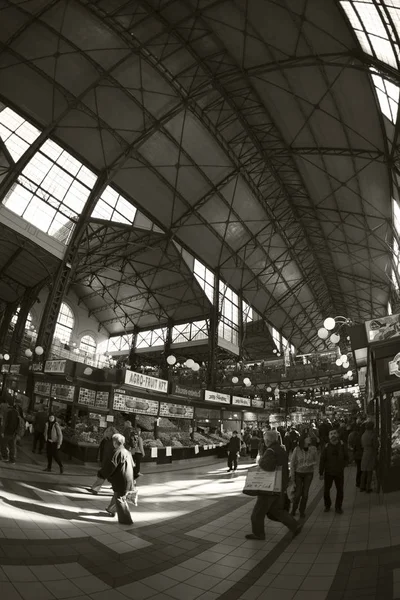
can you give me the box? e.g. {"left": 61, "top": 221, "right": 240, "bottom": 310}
{"left": 243, "top": 466, "right": 282, "bottom": 496}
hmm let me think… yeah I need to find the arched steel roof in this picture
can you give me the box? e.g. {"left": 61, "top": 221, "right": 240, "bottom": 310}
{"left": 0, "top": 0, "right": 396, "bottom": 351}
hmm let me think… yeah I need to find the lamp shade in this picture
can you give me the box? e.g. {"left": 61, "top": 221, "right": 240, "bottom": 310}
{"left": 25, "top": 349, "right": 33, "bottom": 358}
{"left": 232, "top": 376, "right": 239, "bottom": 384}
{"left": 324, "top": 317, "right": 336, "bottom": 331}
{"left": 35, "top": 346, "right": 44, "bottom": 356}
{"left": 335, "top": 358, "right": 342, "bottom": 366}
{"left": 192, "top": 362, "right": 200, "bottom": 372}
{"left": 318, "top": 327, "right": 329, "bottom": 340}
{"left": 166, "top": 355, "right": 176, "bottom": 366}
{"left": 83, "top": 367, "right": 93, "bottom": 376}
{"left": 330, "top": 333, "right": 340, "bottom": 344}
{"left": 185, "top": 359, "right": 194, "bottom": 369}
{"left": 243, "top": 377, "right": 251, "bottom": 386}
{"left": 3, "top": 353, "right": 9, "bottom": 361}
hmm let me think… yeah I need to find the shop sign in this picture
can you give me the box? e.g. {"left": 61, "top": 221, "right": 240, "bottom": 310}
{"left": 124, "top": 370, "right": 168, "bottom": 394}
{"left": 365, "top": 314, "right": 400, "bottom": 343}
{"left": 30, "top": 363, "right": 44, "bottom": 372}
{"left": 1, "top": 365, "right": 9, "bottom": 373}
{"left": 252, "top": 398, "right": 264, "bottom": 408}
{"left": 113, "top": 389, "right": 159, "bottom": 415}
{"left": 243, "top": 411, "right": 258, "bottom": 421}
{"left": 9, "top": 364, "right": 20, "bottom": 374}
{"left": 389, "top": 353, "right": 400, "bottom": 378}
{"left": 44, "top": 360, "right": 67, "bottom": 374}
{"left": 159, "top": 402, "right": 194, "bottom": 419}
{"left": 51, "top": 383, "right": 74, "bottom": 402}
{"left": 232, "top": 395, "right": 251, "bottom": 407}
{"left": 204, "top": 390, "right": 230, "bottom": 404}
{"left": 78, "top": 387, "right": 96, "bottom": 407}
{"left": 34, "top": 381, "right": 51, "bottom": 396}
{"left": 95, "top": 391, "right": 109, "bottom": 409}
{"left": 172, "top": 382, "right": 203, "bottom": 400}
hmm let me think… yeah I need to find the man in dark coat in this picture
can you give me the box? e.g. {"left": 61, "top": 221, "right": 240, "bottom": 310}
{"left": 246, "top": 430, "right": 302, "bottom": 540}
{"left": 104, "top": 433, "right": 135, "bottom": 524}
{"left": 32, "top": 404, "right": 48, "bottom": 454}
{"left": 319, "top": 429, "right": 348, "bottom": 514}
{"left": 227, "top": 431, "right": 241, "bottom": 472}
{"left": 1, "top": 402, "right": 20, "bottom": 464}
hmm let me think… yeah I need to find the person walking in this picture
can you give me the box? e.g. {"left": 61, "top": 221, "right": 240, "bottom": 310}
{"left": 246, "top": 430, "right": 302, "bottom": 540}
{"left": 43, "top": 414, "right": 64, "bottom": 474}
{"left": 89, "top": 426, "right": 117, "bottom": 494}
{"left": 360, "top": 421, "right": 377, "bottom": 493}
{"left": 290, "top": 433, "right": 318, "bottom": 518}
{"left": 347, "top": 425, "right": 363, "bottom": 487}
{"left": 319, "top": 429, "right": 348, "bottom": 514}
{"left": 227, "top": 431, "right": 241, "bottom": 472}
{"left": 131, "top": 429, "right": 145, "bottom": 479}
{"left": 249, "top": 431, "right": 261, "bottom": 459}
{"left": 1, "top": 401, "right": 20, "bottom": 464}
{"left": 32, "top": 405, "right": 47, "bottom": 454}
{"left": 104, "top": 433, "right": 135, "bottom": 525}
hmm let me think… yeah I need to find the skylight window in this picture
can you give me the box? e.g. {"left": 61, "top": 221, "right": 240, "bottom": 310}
{"left": 4, "top": 138, "right": 97, "bottom": 244}
{"left": 371, "top": 70, "right": 400, "bottom": 121}
{"left": 0, "top": 106, "right": 40, "bottom": 161}
{"left": 92, "top": 186, "right": 137, "bottom": 225}
{"left": 194, "top": 259, "right": 215, "bottom": 303}
{"left": 341, "top": 1, "right": 398, "bottom": 68}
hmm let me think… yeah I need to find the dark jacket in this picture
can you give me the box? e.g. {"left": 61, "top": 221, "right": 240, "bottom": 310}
{"left": 104, "top": 446, "right": 134, "bottom": 496}
{"left": 259, "top": 441, "right": 290, "bottom": 494}
{"left": 250, "top": 435, "right": 261, "bottom": 450}
{"left": 348, "top": 430, "right": 363, "bottom": 460}
{"left": 99, "top": 438, "right": 115, "bottom": 471}
{"left": 4, "top": 406, "right": 19, "bottom": 436}
{"left": 33, "top": 411, "right": 47, "bottom": 433}
{"left": 227, "top": 436, "right": 241, "bottom": 453}
{"left": 319, "top": 441, "right": 348, "bottom": 476}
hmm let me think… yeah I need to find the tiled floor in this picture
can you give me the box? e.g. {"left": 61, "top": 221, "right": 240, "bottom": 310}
{"left": 0, "top": 451, "right": 399, "bottom": 600}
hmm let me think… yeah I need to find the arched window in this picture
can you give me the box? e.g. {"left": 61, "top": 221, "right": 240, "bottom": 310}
{"left": 80, "top": 334, "right": 96, "bottom": 354}
{"left": 53, "top": 303, "right": 74, "bottom": 345}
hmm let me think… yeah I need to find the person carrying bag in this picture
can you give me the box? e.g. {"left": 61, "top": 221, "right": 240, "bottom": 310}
{"left": 244, "top": 430, "right": 302, "bottom": 540}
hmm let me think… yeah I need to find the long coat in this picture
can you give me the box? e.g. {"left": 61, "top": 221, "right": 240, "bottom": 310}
{"left": 105, "top": 446, "right": 134, "bottom": 496}
{"left": 98, "top": 438, "right": 116, "bottom": 476}
{"left": 361, "top": 430, "right": 377, "bottom": 471}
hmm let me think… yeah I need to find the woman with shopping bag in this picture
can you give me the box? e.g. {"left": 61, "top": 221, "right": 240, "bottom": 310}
{"left": 244, "top": 430, "right": 302, "bottom": 540}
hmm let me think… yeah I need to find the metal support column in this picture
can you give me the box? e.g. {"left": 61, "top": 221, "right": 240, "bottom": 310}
{"left": 162, "top": 319, "right": 173, "bottom": 381}
{"left": 238, "top": 291, "right": 244, "bottom": 361}
{"left": 9, "top": 283, "right": 44, "bottom": 362}
{"left": 207, "top": 273, "right": 220, "bottom": 390}
{"left": 0, "top": 301, "right": 18, "bottom": 352}
{"left": 128, "top": 326, "right": 139, "bottom": 370}
{"left": 36, "top": 174, "right": 109, "bottom": 359}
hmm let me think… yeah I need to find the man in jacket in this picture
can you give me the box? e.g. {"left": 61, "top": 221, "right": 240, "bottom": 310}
{"left": 319, "top": 429, "right": 348, "bottom": 514}
{"left": 1, "top": 402, "right": 20, "bottom": 464}
{"left": 227, "top": 431, "right": 241, "bottom": 472}
{"left": 43, "top": 414, "right": 64, "bottom": 474}
{"left": 32, "top": 404, "right": 48, "bottom": 454}
{"left": 246, "top": 430, "right": 302, "bottom": 540}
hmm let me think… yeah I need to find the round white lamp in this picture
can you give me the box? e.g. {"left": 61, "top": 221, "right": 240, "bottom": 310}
{"left": 243, "top": 377, "right": 251, "bottom": 387}
{"left": 330, "top": 333, "right": 340, "bottom": 344}
{"left": 324, "top": 317, "right": 336, "bottom": 331}
{"left": 232, "top": 376, "right": 239, "bottom": 384}
{"left": 167, "top": 355, "right": 176, "bottom": 366}
{"left": 186, "top": 359, "right": 194, "bottom": 369}
{"left": 3, "top": 353, "right": 10, "bottom": 361}
{"left": 25, "top": 349, "right": 33, "bottom": 358}
{"left": 318, "top": 327, "right": 329, "bottom": 340}
{"left": 192, "top": 362, "right": 200, "bottom": 372}
{"left": 35, "top": 346, "right": 44, "bottom": 356}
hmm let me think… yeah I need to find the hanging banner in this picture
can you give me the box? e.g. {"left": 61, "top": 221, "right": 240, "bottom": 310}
{"left": 171, "top": 382, "right": 203, "bottom": 400}
{"left": 9, "top": 365, "right": 20, "bottom": 374}
{"left": 44, "top": 360, "right": 67, "bottom": 374}
{"left": 365, "top": 314, "right": 400, "bottom": 343}
{"left": 51, "top": 383, "right": 75, "bottom": 402}
{"left": 204, "top": 390, "right": 230, "bottom": 404}
{"left": 159, "top": 402, "right": 194, "bottom": 419}
{"left": 124, "top": 370, "right": 168, "bottom": 394}
{"left": 232, "top": 396, "right": 251, "bottom": 407}
{"left": 113, "top": 388, "right": 159, "bottom": 415}
{"left": 1, "top": 365, "right": 9, "bottom": 373}
{"left": 34, "top": 381, "right": 51, "bottom": 396}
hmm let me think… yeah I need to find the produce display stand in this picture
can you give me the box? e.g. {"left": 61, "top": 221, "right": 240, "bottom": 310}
{"left": 369, "top": 338, "right": 400, "bottom": 492}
